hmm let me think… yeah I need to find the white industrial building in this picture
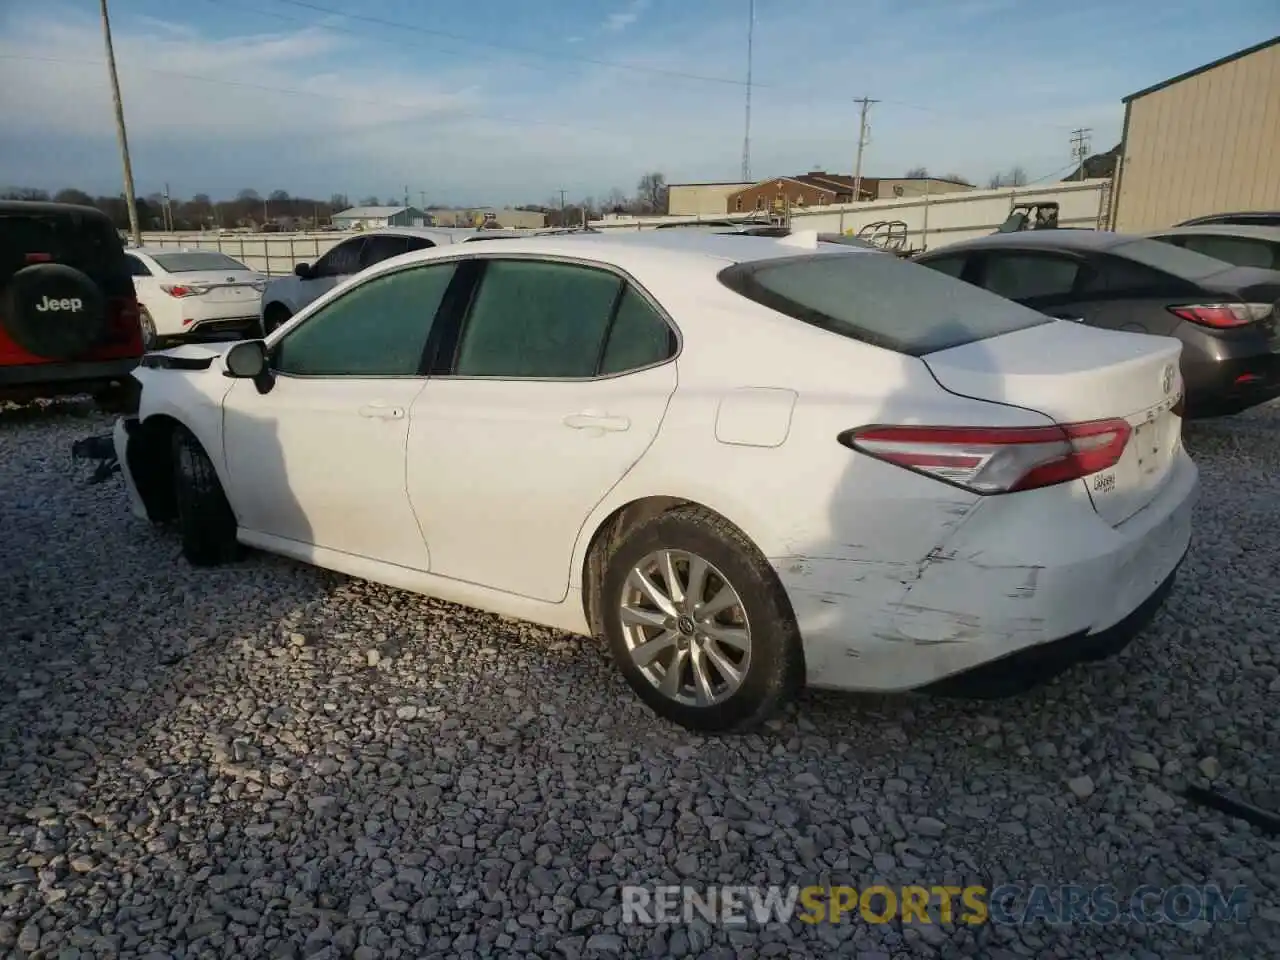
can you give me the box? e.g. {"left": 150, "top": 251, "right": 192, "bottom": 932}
{"left": 330, "top": 205, "right": 427, "bottom": 230}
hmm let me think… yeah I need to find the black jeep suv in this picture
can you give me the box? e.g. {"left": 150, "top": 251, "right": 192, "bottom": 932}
{"left": 0, "top": 201, "right": 144, "bottom": 407}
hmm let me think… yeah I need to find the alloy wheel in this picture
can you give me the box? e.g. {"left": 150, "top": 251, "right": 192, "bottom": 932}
{"left": 618, "top": 549, "right": 751, "bottom": 707}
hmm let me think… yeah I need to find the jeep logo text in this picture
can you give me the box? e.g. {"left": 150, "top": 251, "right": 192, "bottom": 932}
{"left": 35, "top": 295, "right": 84, "bottom": 313}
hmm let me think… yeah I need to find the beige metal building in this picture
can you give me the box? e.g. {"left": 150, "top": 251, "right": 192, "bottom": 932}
{"left": 1110, "top": 36, "right": 1280, "bottom": 231}
{"left": 666, "top": 181, "right": 753, "bottom": 216}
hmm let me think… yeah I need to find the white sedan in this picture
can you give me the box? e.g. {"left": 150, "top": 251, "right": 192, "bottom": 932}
{"left": 124, "top": 247, "right": 267, "bottom": 348}
{"left": 108, "top": 230, "right": 1197, "bottom": 731}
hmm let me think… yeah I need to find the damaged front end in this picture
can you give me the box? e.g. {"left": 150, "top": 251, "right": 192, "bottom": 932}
{"left": 71, "top": 416, "right": 177, "bottom": 523}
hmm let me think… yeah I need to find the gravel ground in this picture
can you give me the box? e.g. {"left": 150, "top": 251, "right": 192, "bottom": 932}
{"left": 1, "top": 398, "right": 1278, "bottom": 960}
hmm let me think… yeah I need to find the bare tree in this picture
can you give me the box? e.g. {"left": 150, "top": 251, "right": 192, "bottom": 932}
{"left": 987, "top": 167, "right": 1029, "bottom": 189}
{"left": 330, "top": 193, "right": 349, "bottom": 210}
{"left": 268, "top": 189, "right": 291, "bottom": 203}
{"left": 943, "top": 173, "right": 973, "bottom": 185}
{"left": 1007, "top": 165, "right": 1028, "bottom": 187}
{"left": 606, "top": 187, "right": 629, "bottom": 213}
{"left": 904, "top": 166, "right": 930, "bottom": 179}
{"left": 236, "top": 188, "right": 261, "bottom": 202}
{"left": 635, "top": 172, "right": 667, "bottom": 214}
{"left": 358, "top": 195, "right": 380, "bottom": 206}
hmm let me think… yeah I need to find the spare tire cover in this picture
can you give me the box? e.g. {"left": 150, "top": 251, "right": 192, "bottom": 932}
{"left": 1, "top": 263, "right": 108, "bottom": 359}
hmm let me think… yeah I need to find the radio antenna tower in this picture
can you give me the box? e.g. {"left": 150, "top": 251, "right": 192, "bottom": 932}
{"left": 741, "top": 0, "right": 755, "bottom": 182}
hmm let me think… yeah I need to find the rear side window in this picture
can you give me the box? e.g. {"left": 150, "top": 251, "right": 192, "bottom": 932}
{"left": 718, "top": 253, "right": 1051, "bottom": 356}
{"left": 1177, "top": 234, "right": 1276, "bottom": 270}
{"left": 1107, "top": 239, "right": 1228, "bottom": 281}
{"left": 981, "top": 254, "right": 1079, "bottom": 301}
{"left": 600, "top": 287, "right": 676, "bottom": 374}
{"left": 919, "top": 255, "right": 966, "bottom": 278}
{"left": 125, "top": 254, "right": 151, "bottom": 277}
{"left": 360, "top": 235, "right": 411, "bottom": 268}
{"left": 0, "top": 211, "right": 131, "bottom": 296}
{"left": 454, "top": 260, "right": 621, "bottom": 378}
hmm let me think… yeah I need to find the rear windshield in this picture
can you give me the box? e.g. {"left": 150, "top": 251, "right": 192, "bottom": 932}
{"left": 151, "top": 251, "right": 250, "bottom": 273}
{"left": 0, "top": 211, "right": 131, "bottom": 296}
{"left": 718, "top": 252, "right": 1052, "bottom": 356}
{"left": 1108, "top": 239, "right": 1228, "bottom": 281}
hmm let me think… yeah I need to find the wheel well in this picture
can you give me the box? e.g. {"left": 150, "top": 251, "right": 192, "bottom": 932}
{"left": 579, "top": 496, "right": 694, "bottom": 636}
{"left": 129, "top": 413, "right": 183, "bottom": 523}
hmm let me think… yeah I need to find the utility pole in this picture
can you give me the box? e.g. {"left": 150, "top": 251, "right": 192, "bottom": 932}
{"left": 1070, "top": 127, "right": 1093, "bottom": 180}
{"left": 163, "top": 182, "right": 172, "bottom": 231}
{"left": 559, "top": 189, "right": 567, "bottom": 226}
{"left": 852, "top": 97, "right": 879, "bottom": 205}
{"left": 419, "top": 190, "right": 426, "bottom": 211}
{"left": 740, "top": 0, "right": 755, "bottom": 182}
{"left": 404, "top": 185, "right": 409, "bottom": 208}
{"left": 99, "top": 0, "right": 140, "bottom": 246}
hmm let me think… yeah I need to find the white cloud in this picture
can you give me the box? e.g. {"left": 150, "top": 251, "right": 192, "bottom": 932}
{"left": 603, "top": 0, "right": 650, "bottom": 34}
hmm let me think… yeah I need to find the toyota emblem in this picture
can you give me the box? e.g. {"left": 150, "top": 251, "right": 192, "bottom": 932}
{"left": 1161, "top": 364, "right": 1175, "bottom": 395}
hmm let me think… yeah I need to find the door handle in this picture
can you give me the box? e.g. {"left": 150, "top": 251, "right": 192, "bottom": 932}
{"left": 359, "top": 403, "right": 405, "bottom": 420}
{"left": 563, "top": 412, "right": 630, "bottom": 432}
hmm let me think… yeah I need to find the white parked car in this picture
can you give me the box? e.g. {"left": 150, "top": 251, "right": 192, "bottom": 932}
{"left": 124, "top": 247, "right": 267, "bottom": 348}
{"left": 108, "top": 230, "right": 1197, "bottom": 731}
{"left": 259, "top": 227, "right": 521, "bottom": 333}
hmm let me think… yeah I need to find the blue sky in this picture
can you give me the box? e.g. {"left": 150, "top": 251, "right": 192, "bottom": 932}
{"left": 0, "top": 0, "right": 1275, "bottom": 206}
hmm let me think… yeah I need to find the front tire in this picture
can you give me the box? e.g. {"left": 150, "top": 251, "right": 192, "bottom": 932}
{"left": 601, "top": 505, "right": 803, "bottom": 732}
{"left": 262, "top": 303, "right": 292, "bottom": 335}
{"left": 171, "top": 426, "right": 241, "bottom": 566}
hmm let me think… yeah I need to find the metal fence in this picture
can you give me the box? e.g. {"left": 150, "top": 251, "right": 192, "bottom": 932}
{"left": 136, "top": 233, "right": 345, "bottom": 276}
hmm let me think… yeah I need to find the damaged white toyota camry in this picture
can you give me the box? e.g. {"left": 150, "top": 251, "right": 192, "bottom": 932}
{"left": 106, "top": 230, "right": 1197, "bottom": 731}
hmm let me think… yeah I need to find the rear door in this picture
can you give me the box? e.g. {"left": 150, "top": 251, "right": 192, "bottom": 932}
{"left": 971, "top": 249, "right": 1085, "bottom": 322}
{"left": 406, "top": 257, "right": 679, "bottom": 602}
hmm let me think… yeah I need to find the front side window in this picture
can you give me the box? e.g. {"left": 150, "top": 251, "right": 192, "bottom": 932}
{"left": 981, "top": 254, "right": 1079, "bottom": 301}
{"left": 359, "top": 235, "right": 412, "bottom": 268}
{"left": 273, "top": 262, "right": 457, "bottom": 376}
{"left": 312, "top": 238, "right": 366, "bottom": 278}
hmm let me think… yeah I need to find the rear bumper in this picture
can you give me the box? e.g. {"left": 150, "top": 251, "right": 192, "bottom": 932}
{"left": 0, "top": 357, "right": 140, "bottom": 400}
{"left": 1183, "top": 349, "right": 1280, "bottom": 417}
{"left": 175, "top": 315, "right": 263, "bottom": 342}
{"left": 789, "top": 450, "right": 1198, "bottom": 693}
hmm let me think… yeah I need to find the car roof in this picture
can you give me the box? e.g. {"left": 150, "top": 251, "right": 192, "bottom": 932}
{"left": 1177, "top": 211, "right": 1280, "bottom": 226}
{"left": 0, "top": 200, "right": 112, "bottom": 220}
{"left": 1145, "top": 224, "right": 1280, "bottom": 242}
{"left": 917, "top": 229, "right": 1133, "bottom": 257}
{"left": 542, "top": 229, "right": 872, "bottom": 263}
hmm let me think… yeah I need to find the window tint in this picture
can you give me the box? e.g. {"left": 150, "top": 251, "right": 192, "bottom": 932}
{"left": 274, "top": 263, "right": 456, "bottom": 376}
{"left": 403, "top": 236, "right": 437, "bottom": 254}
{"left": 718, "top": 253, "right": 1052, "bottom": 357}
{"left": 313, "top": 238, "right": 365, "bottom": 277}
{"left": 1078, "top": 254, "right": 1183, "bottom": 296}
{"left": 360, "top": 235, "right": 411, "bottom": 268}
{"left": 920, "top": 255, "right": 966, "bottom": 278}
{"left": 981, "top": 254, "right": 1078, "bottom": 301}
{"left": 125, "top": 254, "right": 151, "bottom": 277}
{"left": 600, "top": 287, "right": 675, "bottom": 374}
{"left": 454, "top": 260, "right": 622, "bottom": 378}
{"left": 1179, "top": 234, "right": 1276, "bottom": 270}
{"left": 1107, "top": 239, "right": 1227, "bottom": 280}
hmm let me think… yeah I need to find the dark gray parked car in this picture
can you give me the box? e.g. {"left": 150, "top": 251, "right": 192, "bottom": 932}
{"left": 915, "top": 231, "right": 1280, "bottom": 418}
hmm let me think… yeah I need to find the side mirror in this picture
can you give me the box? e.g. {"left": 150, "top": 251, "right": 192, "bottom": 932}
{"left": 294, "top": 262, "right": 313, "bottom": 279}
{"left": 224, "top": 339, "right": 267, "bottom": 378}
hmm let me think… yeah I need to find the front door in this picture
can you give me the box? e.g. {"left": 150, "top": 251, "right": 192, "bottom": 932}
{"left": 407, "top": 258, "right": 679, "bottom": 602}
{"left": 222, "top": 259, "right": 460, "bottom": 569}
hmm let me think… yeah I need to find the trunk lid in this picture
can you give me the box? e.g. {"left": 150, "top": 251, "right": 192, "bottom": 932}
{"left": 171, "top": 270, "right": 265, "bottom": 304}
{"left": 923, "top": 320, "right": 1184, "bottom": 526}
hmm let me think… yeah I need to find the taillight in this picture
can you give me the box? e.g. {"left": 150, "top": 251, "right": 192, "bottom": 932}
{"left": 161, "top": 283, "right": 210, "bottom": 298}
{"left": 1169, "top": 303, "right": 1273, "bottom": 328}
{"left": 25, "top": 252, "right": 53, "bottom": 264}
{"left": 840, "top": 420, "right": 1132, "bottom": 494}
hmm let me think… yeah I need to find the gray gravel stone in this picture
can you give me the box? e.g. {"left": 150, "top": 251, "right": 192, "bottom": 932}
{"left": 0, "top": 400, "right": 1278, "bottom": 960}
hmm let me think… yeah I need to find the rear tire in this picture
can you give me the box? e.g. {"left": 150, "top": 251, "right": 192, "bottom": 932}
{"left": 139, "top": 307, "right": 158, "bottom": 350}
{"left": 600, "top": 505, "right": 804, "bottom": 732}
{"left": 171, "top": 426, "right": 241, "bottom": 566}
